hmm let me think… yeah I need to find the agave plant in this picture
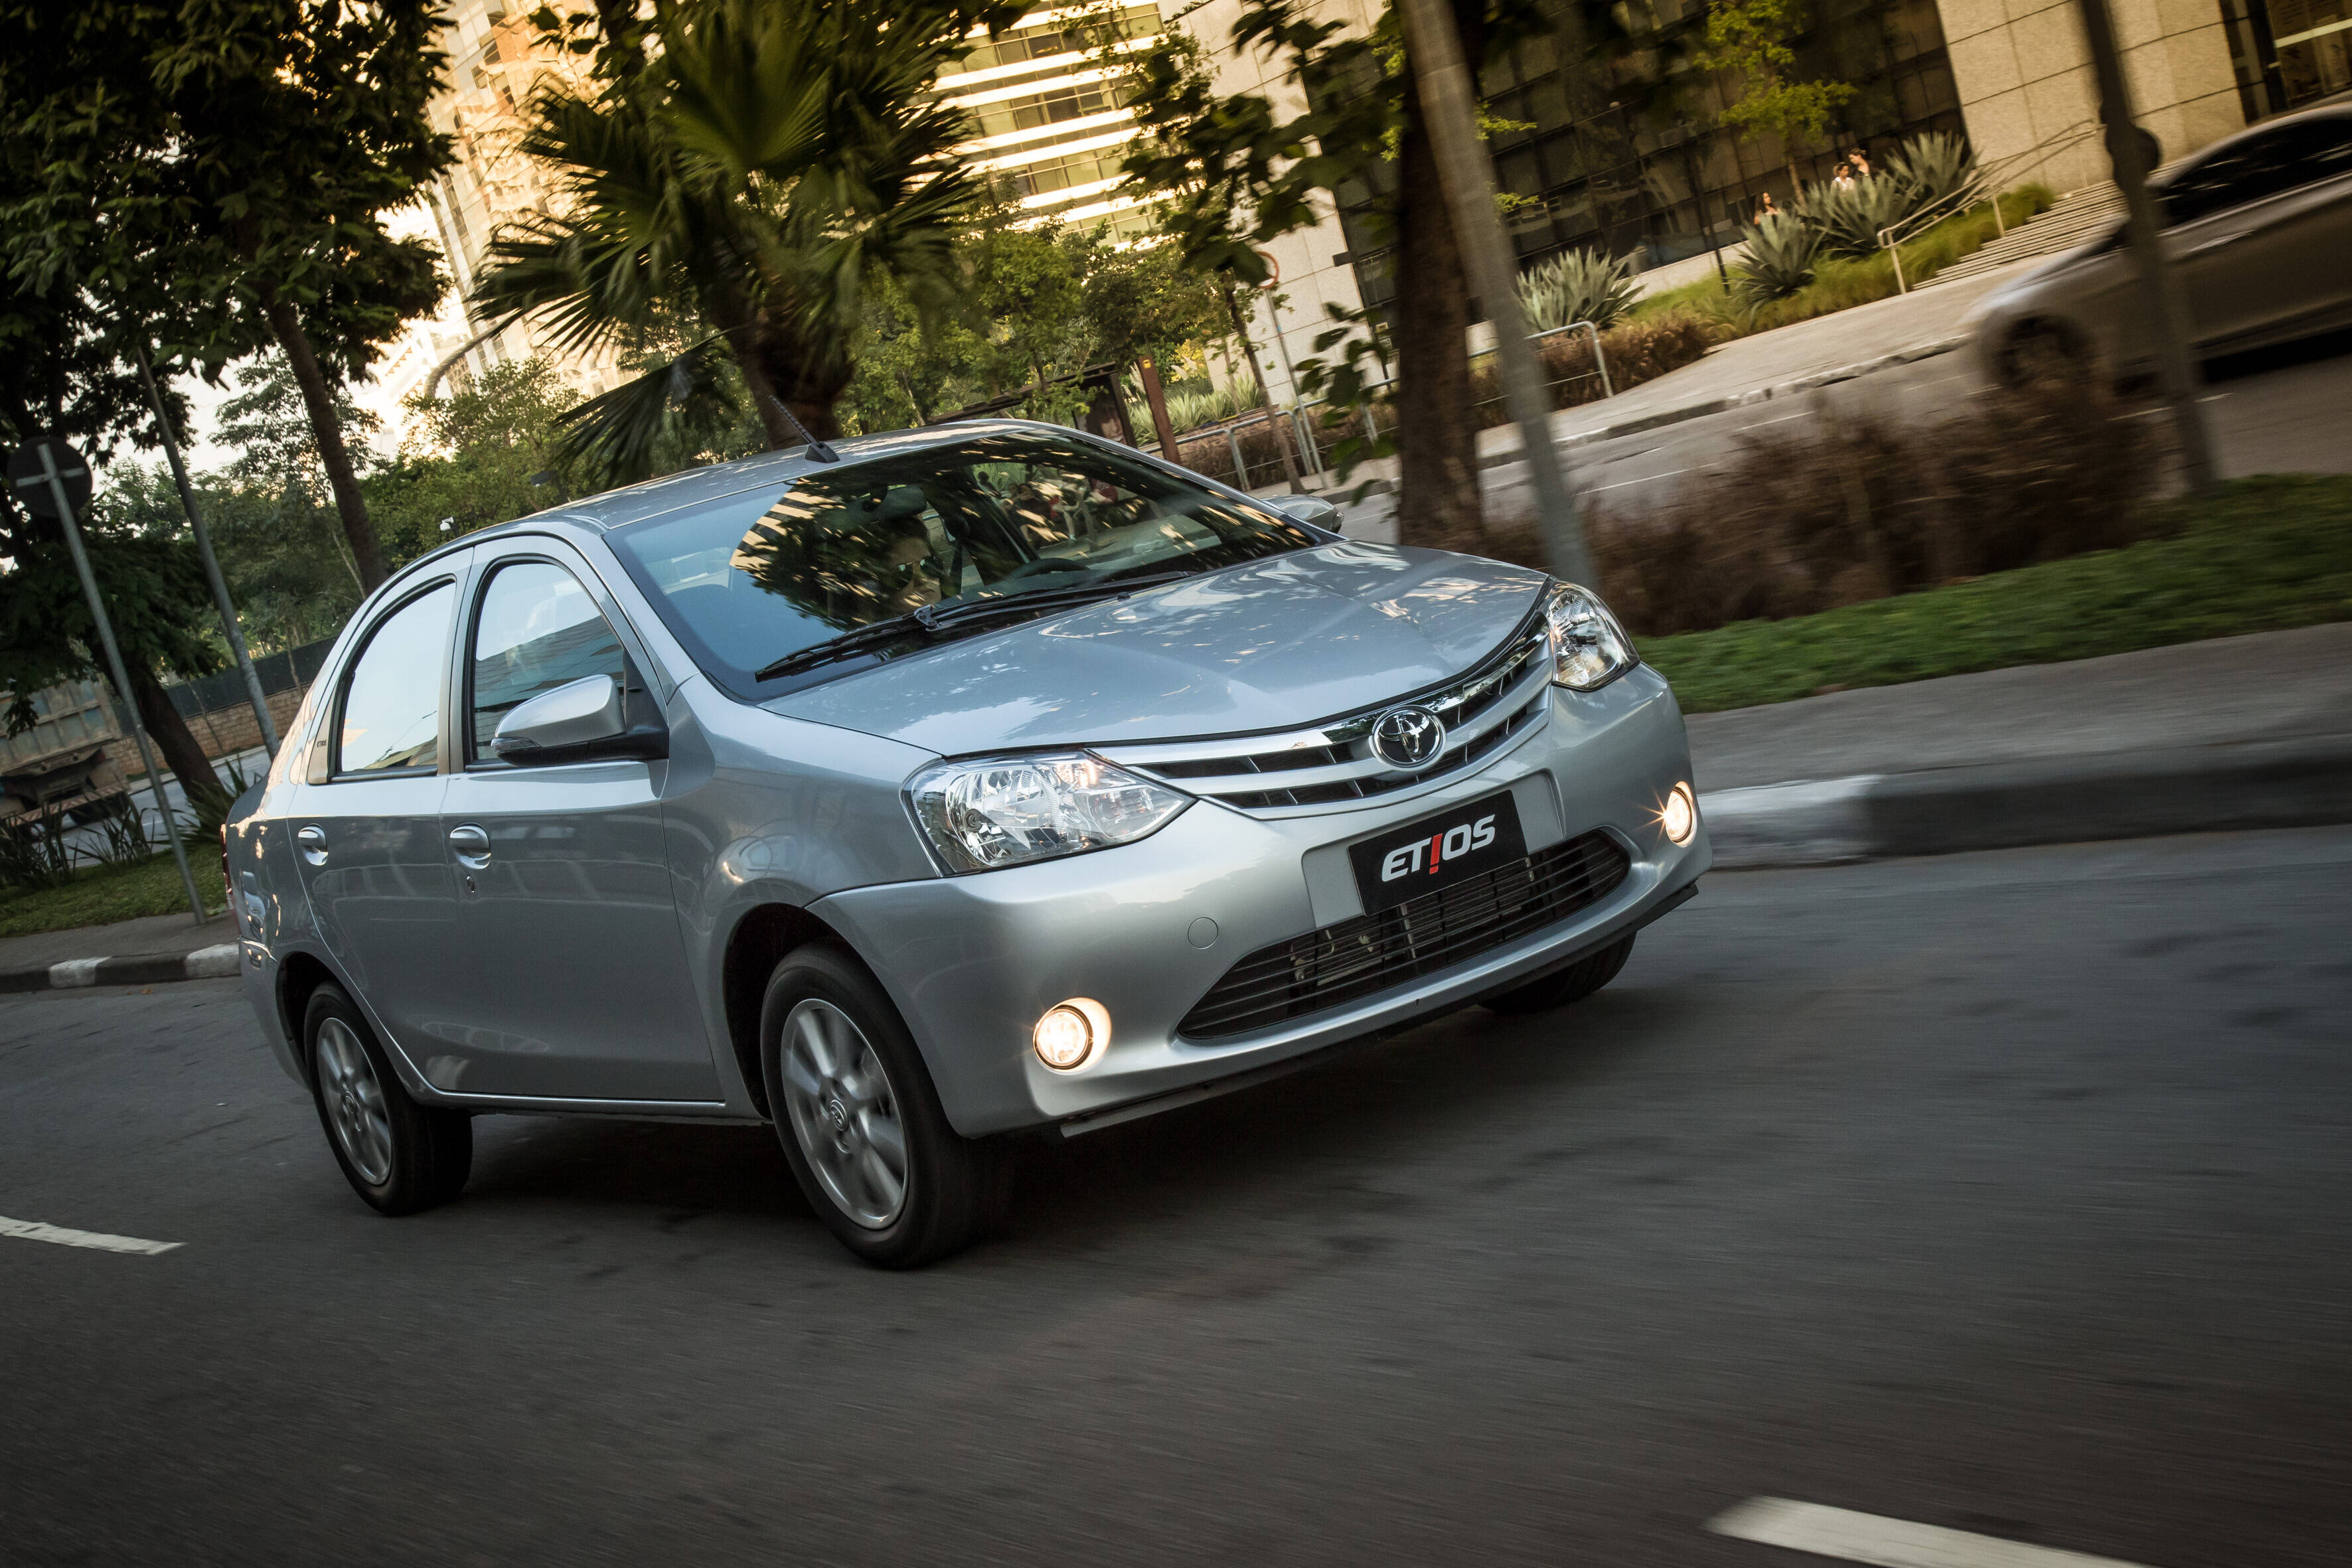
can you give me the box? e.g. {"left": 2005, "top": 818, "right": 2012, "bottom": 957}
{"left": 472, "top": 0, "right": 1020, "bottom": 480}
{"left": 1889, "top": 131, "right": 1986, "bottom": 216}
{"left": 1730, "top": 213, "right": 1822, "bottom": 305}
{"left": 1515, "top": 246, "right": 1640, "bottom": 333}
{"left": 1803, "top": 174, "right": 1915, "bottom": 259}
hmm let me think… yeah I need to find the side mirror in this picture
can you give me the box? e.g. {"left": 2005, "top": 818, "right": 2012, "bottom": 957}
{"left": 491, "top": 674, "right": 666, "bottom": 765}
{"left": 1267, "top": 493, "right": 1341, "bottom": 530}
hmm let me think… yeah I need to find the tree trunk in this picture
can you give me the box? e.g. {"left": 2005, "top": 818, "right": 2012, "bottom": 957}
{"left": 125, "top": 659, "right": 232, "bottom": 829}
{"left": 1391, "top": 44, "right": 1484, "bottom": 549}
{"left": 736, "top": 349, "right": 804, "bottom": 449}
{"left": 258, "top": 288, "right": 388, "bottom": 593}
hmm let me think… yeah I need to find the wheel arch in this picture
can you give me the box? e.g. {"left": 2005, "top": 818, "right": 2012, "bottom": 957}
{"left": 720, "top": 902, "right": 868, "bottom": 1119}
{"left": 274, "top": 950, "right": 343, "bottom": 1086}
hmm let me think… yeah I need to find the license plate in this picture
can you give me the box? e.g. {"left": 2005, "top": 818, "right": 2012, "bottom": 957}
{"left": 1348, "top": 791, "right": 1528, "bottom": 914}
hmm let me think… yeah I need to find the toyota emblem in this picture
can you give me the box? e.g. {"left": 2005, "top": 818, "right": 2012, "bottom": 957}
{"left": 1370, "top": 705, "right": 1447, "bottom": 771}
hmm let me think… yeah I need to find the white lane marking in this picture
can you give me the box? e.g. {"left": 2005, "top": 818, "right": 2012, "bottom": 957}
{"left": 0, "top": 1215, "right": 183, "bottom": 1255}
{"left": 1709, "top": 1498, "right": 2161, "bottom": 1568}
{"left": 1590, "top": 467, "right": 1691, "bottom": 493}
{"left": 48, "top": 957, "right": 103, "bottom": 988}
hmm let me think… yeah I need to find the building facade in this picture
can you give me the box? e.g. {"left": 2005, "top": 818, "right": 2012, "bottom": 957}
{"left": 358, "top": 0, "right": 624, "bottom": 440}
{"left": 1182, "top": 0, "right": 2298, "bottom": 397}
{"left": 933, "top": 3, "right": 1168, "bottom": 234}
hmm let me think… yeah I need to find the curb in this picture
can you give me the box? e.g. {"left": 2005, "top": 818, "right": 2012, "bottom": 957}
{"left": 1477, "top": 334, "right": 1970, "bottom": 472}
{"left": 7, "top": 733, "right": 2344, "bottom": 994}
{"left": 1701, "top": 736, "right": 2352, "bottom": 868}
{"left": 0, "top": 943, "right": 242, "bottom": 996}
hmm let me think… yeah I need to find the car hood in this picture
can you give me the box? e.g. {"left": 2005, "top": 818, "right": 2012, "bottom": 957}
{"left": 762, "top": 541, "right": 1550, "bottom": 755}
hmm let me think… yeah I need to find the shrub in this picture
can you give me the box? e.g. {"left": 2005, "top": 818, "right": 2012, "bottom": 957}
{"left": 1804, "top": 173, "right": 1914, "bottom": 259}
{"left": 1516, "top": 246, "right": 1640, "bottom": 333}
{"left": 1466, "top": 311, "right": 1715, "bottom": 428}
{"left": 1889, "top": 130, "right": 1986, "bottom": 217}
{"left": 1730, "top": 213, "right": 1822, "bottom": 306}
{"left": 1587, "top": 384, "right": 2157, "bottom": 637}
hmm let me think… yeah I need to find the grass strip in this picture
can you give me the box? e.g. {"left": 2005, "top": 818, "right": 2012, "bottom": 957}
{"left": 1639, "top": 475, "right": 2352, "bottom": 713}
{"left": 1631, "top": 186, "right": 2057, "bottom": 338}
{"left": 0, "top": 850, "right": 226, "bottom": 942}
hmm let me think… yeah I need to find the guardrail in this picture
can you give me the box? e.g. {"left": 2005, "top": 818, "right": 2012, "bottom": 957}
{"left": 1878, "top": 120, "right": 2101, "bottom": 292}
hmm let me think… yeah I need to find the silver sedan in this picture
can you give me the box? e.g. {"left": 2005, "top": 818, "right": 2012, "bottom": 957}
{"left": 224, "top": 422, "right": 1707, "bottom": 1267}
{"left": 1968, "top": 104, "right": 2352, "bottom": 385}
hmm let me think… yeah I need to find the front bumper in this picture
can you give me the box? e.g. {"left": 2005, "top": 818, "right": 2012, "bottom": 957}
{"left": 815, "top": 666, "right": 1711, "bottom": 1137}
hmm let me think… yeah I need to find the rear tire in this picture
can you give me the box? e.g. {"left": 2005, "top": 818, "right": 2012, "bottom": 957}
{"left": 305, "top": 983, "right": 471, "bottom": 1215}
{"left": 761, "top": 945, "right": 1005, "bottom": 1269}
{"left": 1481, "top": 934, "right": 1635, "bottom": 1016}
{"left": 1997, "top": 321, "right": 2090, "bottom": 389}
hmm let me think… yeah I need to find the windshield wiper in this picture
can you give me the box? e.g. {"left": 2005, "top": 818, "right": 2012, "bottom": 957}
{"left": 752, "top": 570, "right": 1194, "bottom": 683}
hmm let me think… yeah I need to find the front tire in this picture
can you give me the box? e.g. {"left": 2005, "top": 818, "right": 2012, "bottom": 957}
{"left": 305, "top": 983, "right": 472, "bottom": 1215}
{"left": 1481, "top": 933, "right": 1635, "bottom": 1015}
{"left": 1996, "top": 321, "right": 2090, "bottom": 389}
{"left": 760, "top": 946, "right": 1004, "bottom": 1269}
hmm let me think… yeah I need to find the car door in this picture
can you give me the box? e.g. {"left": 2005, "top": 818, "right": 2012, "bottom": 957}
{"left": 2166, "top": 119, "right": 2352, "bottom": 351}
{"left": 284, "top": 569, "right": 465, "bottom": 1060}
{"left": 431, "top": 543, "right": 720, "bottom": 1103}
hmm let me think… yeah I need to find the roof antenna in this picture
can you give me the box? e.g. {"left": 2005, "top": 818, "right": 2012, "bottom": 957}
{"left": 765, "top": 392, "right": 839, "bottom": 463}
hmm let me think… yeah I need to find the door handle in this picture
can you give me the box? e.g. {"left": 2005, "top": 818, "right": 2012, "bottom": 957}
{"left": 447, "top": 824, "right": 491, "bottom": 867}
{"left": 295, "top": 824, "right": 329, "bottom": 866}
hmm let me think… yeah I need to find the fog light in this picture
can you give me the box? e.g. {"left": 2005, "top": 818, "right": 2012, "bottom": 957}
{"left": 1033, "top": 998, "right": 1110, "bottom": 1071}
{"left": 1661, "top": 782, "right": 1697, "bottom": 846}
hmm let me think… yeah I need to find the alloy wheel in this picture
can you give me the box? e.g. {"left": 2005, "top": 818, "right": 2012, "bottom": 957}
{"left": 779, "top": 999, "right": 908, "bottom": 1229}
{"left": 316, "top": 1016, "right": 394, "bottom": 1186}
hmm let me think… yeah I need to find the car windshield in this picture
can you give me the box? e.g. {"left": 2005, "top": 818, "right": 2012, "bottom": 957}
{"left": 606, "top": 431, "right": 1322, "bottom": 695}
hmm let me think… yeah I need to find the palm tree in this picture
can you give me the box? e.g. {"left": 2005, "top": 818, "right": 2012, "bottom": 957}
{"left": 473, "top": 0, "right": 1008, "bottom": 477}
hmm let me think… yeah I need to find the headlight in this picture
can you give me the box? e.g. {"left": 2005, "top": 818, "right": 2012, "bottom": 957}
{"left": 1541, "top": 581, "right": 1638, "bottom": 691}
{"left": 907, "top": 752, "right": 1191, "bottom": 874}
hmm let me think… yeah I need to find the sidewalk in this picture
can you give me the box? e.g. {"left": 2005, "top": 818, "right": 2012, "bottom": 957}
{"left": 1478, "top": 255, "right": 2043, "bottom": 465}
{"left": 1693, "top": 623, "right": 2352, "bottom": 866}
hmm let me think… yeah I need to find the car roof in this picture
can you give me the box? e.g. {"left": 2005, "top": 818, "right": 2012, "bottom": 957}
{"left": 2166, "top": 100, "right": 2352, "bottom": 179}
{"left": 383, "top": 419, "right": 1128, "bottom": 582}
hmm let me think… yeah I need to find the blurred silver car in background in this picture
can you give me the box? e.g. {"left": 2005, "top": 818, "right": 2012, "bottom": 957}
{"left": 1968, "top": 104, "right": 2352, "bottom": 384}
{"left": 224, "top": 424, "right": 1707, "bottom": 1267}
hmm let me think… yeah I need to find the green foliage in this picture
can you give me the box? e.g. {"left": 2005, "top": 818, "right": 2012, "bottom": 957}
{"left": 1652, "top": 184, "right": 2053, "bottom": 329}
{"left": 1694, "top": 0, "right": 1855, "bottom": 178}
{"left": 1516, "top": 247, "right": 1641, "bottom": 331}
{"left": 1730, "top": 212, "right": 1824, "bottom": 305}
{"left": 1802, "top": 174, "right": 1913, "bottom": 259}
{"left": 1889, "top": 131, "right": 1986, "bottom": 215}
{"left": 0, "top": 849, "right": 229, "bottom": 937}
{"left": 476, "top": 0, "right": 1025, "bottom": 473}
{"left": 1640, "top": 476, "right": 2352, "bottom": 712}
{"left": 368, "top": 360, "right": 589, "bottom": 560}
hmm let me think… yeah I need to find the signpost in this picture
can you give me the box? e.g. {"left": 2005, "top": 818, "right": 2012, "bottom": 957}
{"left": 2073, "top": 0, "right": 2218, "bottom": 493}
{"left": 7, "top": 436, "right": 210, "bottom": 923}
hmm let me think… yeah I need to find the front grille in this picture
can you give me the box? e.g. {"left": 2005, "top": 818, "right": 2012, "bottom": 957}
{"left": 1178, "top": 831, "right": 1632, "bottom": 1039}
{"left": 1094, "top": 614, "right": 1553, "bottom": 815}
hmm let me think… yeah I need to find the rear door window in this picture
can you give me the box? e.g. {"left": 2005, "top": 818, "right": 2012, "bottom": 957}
{"left": 336, "top": 583, "right": 455, "bottom": 775}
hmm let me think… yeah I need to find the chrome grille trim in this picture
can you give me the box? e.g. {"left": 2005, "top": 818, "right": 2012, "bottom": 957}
{"left": 1096, "top": 621, "right": 1554, "bottom": 814}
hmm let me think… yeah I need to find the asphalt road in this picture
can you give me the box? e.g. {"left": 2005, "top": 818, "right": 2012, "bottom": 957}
{"left": 5, "top": 828, "right": 2350, "bottom": 1567}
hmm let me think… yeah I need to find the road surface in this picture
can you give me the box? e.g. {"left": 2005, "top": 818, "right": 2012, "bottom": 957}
{"left": 3, "top": 828, "right": 2349, "bottom": 1566}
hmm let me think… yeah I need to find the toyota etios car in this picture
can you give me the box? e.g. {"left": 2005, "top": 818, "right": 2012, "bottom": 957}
{"left": 226, "top": 422, "right": 1708, "bottom": 1266}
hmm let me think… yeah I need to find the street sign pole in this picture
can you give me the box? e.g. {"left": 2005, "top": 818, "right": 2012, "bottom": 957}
{"left": 2073, "top": 0, "right": 2218, "bottom": 493}
{"left": 132, "top": 338, "right": 281, "bottom": 755}
{"left": 1395, "top": 0, "right": 1596, "bottom": 585}
{"left": 33, "top": 443, "right": 209, "bottom": 924}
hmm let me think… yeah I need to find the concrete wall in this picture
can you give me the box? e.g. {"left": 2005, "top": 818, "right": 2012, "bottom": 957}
{"left": 1940, "top": 0, "right": 2246, "bottom": 194}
